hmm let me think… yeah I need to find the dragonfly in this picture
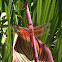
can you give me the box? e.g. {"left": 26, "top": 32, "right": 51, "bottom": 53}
{"left": 13, "top": 23, "right": 54, "bottom": 62}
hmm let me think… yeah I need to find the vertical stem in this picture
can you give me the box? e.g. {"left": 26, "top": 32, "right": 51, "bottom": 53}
{"left": 24, "top": 0, "right": 32, "bottom": 27}
{"left": 24, "top": 0, "right": 38, "bottom": 62}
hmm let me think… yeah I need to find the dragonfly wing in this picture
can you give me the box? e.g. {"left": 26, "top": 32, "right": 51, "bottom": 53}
{"left": 34, "top": 23, "right": 50, "bottom": 31}
{"left": 34, "top": 28, "right": 50, "bottom": 37}
{"left": 18, "top": 26, "right": 29, "bottom": 32}
{"left": 34, "top": 23, "right": 50, "bottom": 37}
{"left": 13, "top": 25, "right": 30, "bottom": 34}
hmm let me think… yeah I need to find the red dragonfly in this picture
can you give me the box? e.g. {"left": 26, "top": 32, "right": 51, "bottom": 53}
{"left": 13, "top": 23, "right": 54, "bottom": 62}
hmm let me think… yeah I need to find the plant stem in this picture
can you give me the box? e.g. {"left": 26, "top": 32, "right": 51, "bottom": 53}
{"left": 24, "top": 0, "right": 38, "bottom": 62}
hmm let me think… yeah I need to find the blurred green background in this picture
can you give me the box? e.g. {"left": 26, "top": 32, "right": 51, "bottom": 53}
{"left": 0, "top": 0, "right": 62, "bottom": 62}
